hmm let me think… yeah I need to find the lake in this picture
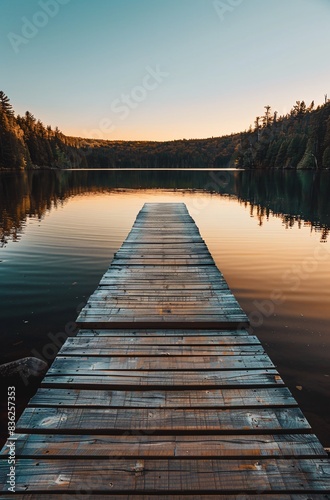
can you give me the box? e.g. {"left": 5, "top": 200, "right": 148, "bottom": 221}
{"left": 0, "top": 168, "right": 330, "bottom": 447}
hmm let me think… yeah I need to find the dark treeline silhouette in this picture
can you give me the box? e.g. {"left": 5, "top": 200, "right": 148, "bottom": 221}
{"left": 0, "top": 91, "right": 87, "bottom": 170}
{"left": 236, "top": 99, "right": 330, "bottom": 169}
{"left": 79, "top": 136, "right": 236, "bottom": 169}
{"left": 1, "top": 170, "right": 329, "bottom": 246}
{"left": 1, "top": 91, "right": 330, "bottom": 170}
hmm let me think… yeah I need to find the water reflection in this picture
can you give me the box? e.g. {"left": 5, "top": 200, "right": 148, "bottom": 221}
{"left": 237, "top": 170, "right": 330, "bottom": 241}
{"left": 1, "top": 169, "right": 330, "bottom": 245}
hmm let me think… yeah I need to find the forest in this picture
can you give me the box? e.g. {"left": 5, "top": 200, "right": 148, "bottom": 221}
{"left": 1, "top": 90, "right": 330, "bottom": 170}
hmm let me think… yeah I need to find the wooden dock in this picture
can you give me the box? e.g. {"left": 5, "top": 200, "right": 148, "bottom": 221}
{"left": 1, "top": 202, "right": 330, "bottom": 497}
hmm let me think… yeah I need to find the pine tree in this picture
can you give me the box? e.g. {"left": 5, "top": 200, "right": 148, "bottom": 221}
{"left": 0, "top": 91, "right": 14, "bottom": 116}
{"left": 0, "top": 91, "right": 29, "bottom": 169}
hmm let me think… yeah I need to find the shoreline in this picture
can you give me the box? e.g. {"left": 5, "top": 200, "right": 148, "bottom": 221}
{"left": 1, "top": 166, "right": 329, "bottom": 172}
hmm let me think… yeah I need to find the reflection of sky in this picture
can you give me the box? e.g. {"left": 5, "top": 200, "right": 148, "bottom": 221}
{"left": 1, "top": 0, "right": 330, "bottom": 140}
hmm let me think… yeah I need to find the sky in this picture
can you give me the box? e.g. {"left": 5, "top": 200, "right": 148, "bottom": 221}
{"left": 1, "top": 0, "right": 330, "bottom": 141}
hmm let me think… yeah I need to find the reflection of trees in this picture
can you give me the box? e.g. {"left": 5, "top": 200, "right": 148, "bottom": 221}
{"left": 1, "top": 170, "right": 330, "bottom": 245}
{"left": 1, "top": 170, "right": 235, "bottom": 246}
{"left": 236, "top": 170, "right": 330, "bottom": 241}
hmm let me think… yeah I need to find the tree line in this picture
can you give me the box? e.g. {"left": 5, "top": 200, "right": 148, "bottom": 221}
{"left": 235, "top": 99, "right": 330, "bottom": 169}
{"left": 0, "top": 91, "right": 86, "bottom": 170}
{"left": 1, "top": 90, "right": 329, "bottom": 170}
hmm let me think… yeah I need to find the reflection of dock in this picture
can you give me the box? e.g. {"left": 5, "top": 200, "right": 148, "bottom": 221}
{"left": 1, "top": 202, "right": 329, "bottom": 496}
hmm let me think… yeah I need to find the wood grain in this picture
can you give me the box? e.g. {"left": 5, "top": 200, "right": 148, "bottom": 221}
{"left": 1, "top": 458, "right": 329, "bottom": 494}
{"left": 2, "top": 433, "right": 325, "bottom": 459}
{"left": 16, "top": 407, "right": 310, "bottom": 433}
{"left": 29, "top": 387, "right": 297, "bottom": 409}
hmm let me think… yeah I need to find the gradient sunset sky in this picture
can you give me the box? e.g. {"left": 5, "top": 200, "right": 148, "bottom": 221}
{"left": 1, "top": 0, "right": 330, "bottom": 141}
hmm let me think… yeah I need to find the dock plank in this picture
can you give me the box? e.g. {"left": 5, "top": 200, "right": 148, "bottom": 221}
{"left": 1, "top": 433, "right": 325, "bottom": 459}
{"left": 16, "top": 407, "right": 310, "bottom": 434}
{"left": 1, "top": 458, "right": 329, "bottom": 494}
{"left": 28, "top": 387, "right": 297, "bottom": 409}
{"left": 62, "top": 333, "right": 260, "bottom": 347}
{"left": 76, "top": 328, "right": 252, "bottom": 337}
{"left": 6, "top": 494, "right": 330, "bottom": 500}
{"left": 42, "top": 368, "right": 284, "bottom": 389}
{"left": 58, "top": 342, "right": 264, "bottom": 356}
{"left": 48, "top": 354, "right": 274, "bottom": 372}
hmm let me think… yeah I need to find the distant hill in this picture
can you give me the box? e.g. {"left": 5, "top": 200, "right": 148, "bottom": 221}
{"left": 1, "top": 91, "right": 329, "bottom": 170}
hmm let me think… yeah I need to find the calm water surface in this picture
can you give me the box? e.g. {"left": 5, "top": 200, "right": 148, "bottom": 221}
{"left": 0, "top": 169, "right": 330, "bottom": 446}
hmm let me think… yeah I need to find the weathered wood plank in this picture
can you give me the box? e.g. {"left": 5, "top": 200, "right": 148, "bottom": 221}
{"left": 115, "top": 248, "right": 211, "bottom": 254}
{"left": 119, "top": 241, "right": 207, "bottom": 245}
{"left": 115, "top": 248, "right": 212, "bottom": 255}
{"left": 76, "top": 319, "right": 250, "bottom": 330}
{"left": 83, "top": 304, "right": 236, "bottom": 312}
{"left": 78, "top": 304, "right": 245, "bottom": 314}
{"left": 123, "top": 232, "right": 203, "bottom": 238}
{"left": 1, "top": 459, "right": 329, "bottom": 493}
{"left": 86, "top": 290, "right": 238, "bottom": 302}
{"left": 101, "top": 264, "right": 223, "bottom": 272}
{"left": 82, "top": 295, "right": 246, "bottom": 306}
{"left": 15, "top": 407, "right": 310, "bottom": 434}
{"left": 28, "top": 387, "right": 297, "bottom": 409}
{"left": 102, "top": 275, "right": 225, "bottom": 282}
{"left": 100, "top": 269, "right": 224, "bottom": 275}
{"left": 97, "top": 278, "right": 225, "bottom": 286}
{"left": 79, "top": 305, "right": 248, "bottom": 316}
{"left": 1, "top": 433, "right": 325, "bottom": 459}
{"left": 125, "top": 233, "right": 199, "bottom": 236}
{"left": 7, "top": 495, "right": 330, "bottom": 500}
{"left": 124, "top": 236, "right": 206, "bottom": 243}
{"left": 115, "top": 256, "right": 214, "bottom": 262}
{"left": 63, "top": 334, "right": 260, "bottom": 348}
{"left": 111, "top": 258, "right": 215, "bottom": 266}
{"left": 77, "top": 314, "right": 248, "bottom": 322}
{"left": 76, "top": 328, "right": 252, "bottom": 337}
{"left": 77, "top": 307, "right": 247, "bottom": 315}
{"left": 86, "top": 293, "right": 235, "bottom": 308}
{"left": 92, "top": 293, "right": 227, "bottom": 302}
{"left": 48, "top": 354, "right": 274, "bottom": 372}
{"left": 98, "top": 283, "right": 230, "bottom": 291}
{"left": 84, "top": 298, "right": 237, "bottom": 308}
{"left": 59, "top": 341, "right": 263, "bottom": 356}
{"left": 42, "top": 369, "right": 284, "bottom": 389}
